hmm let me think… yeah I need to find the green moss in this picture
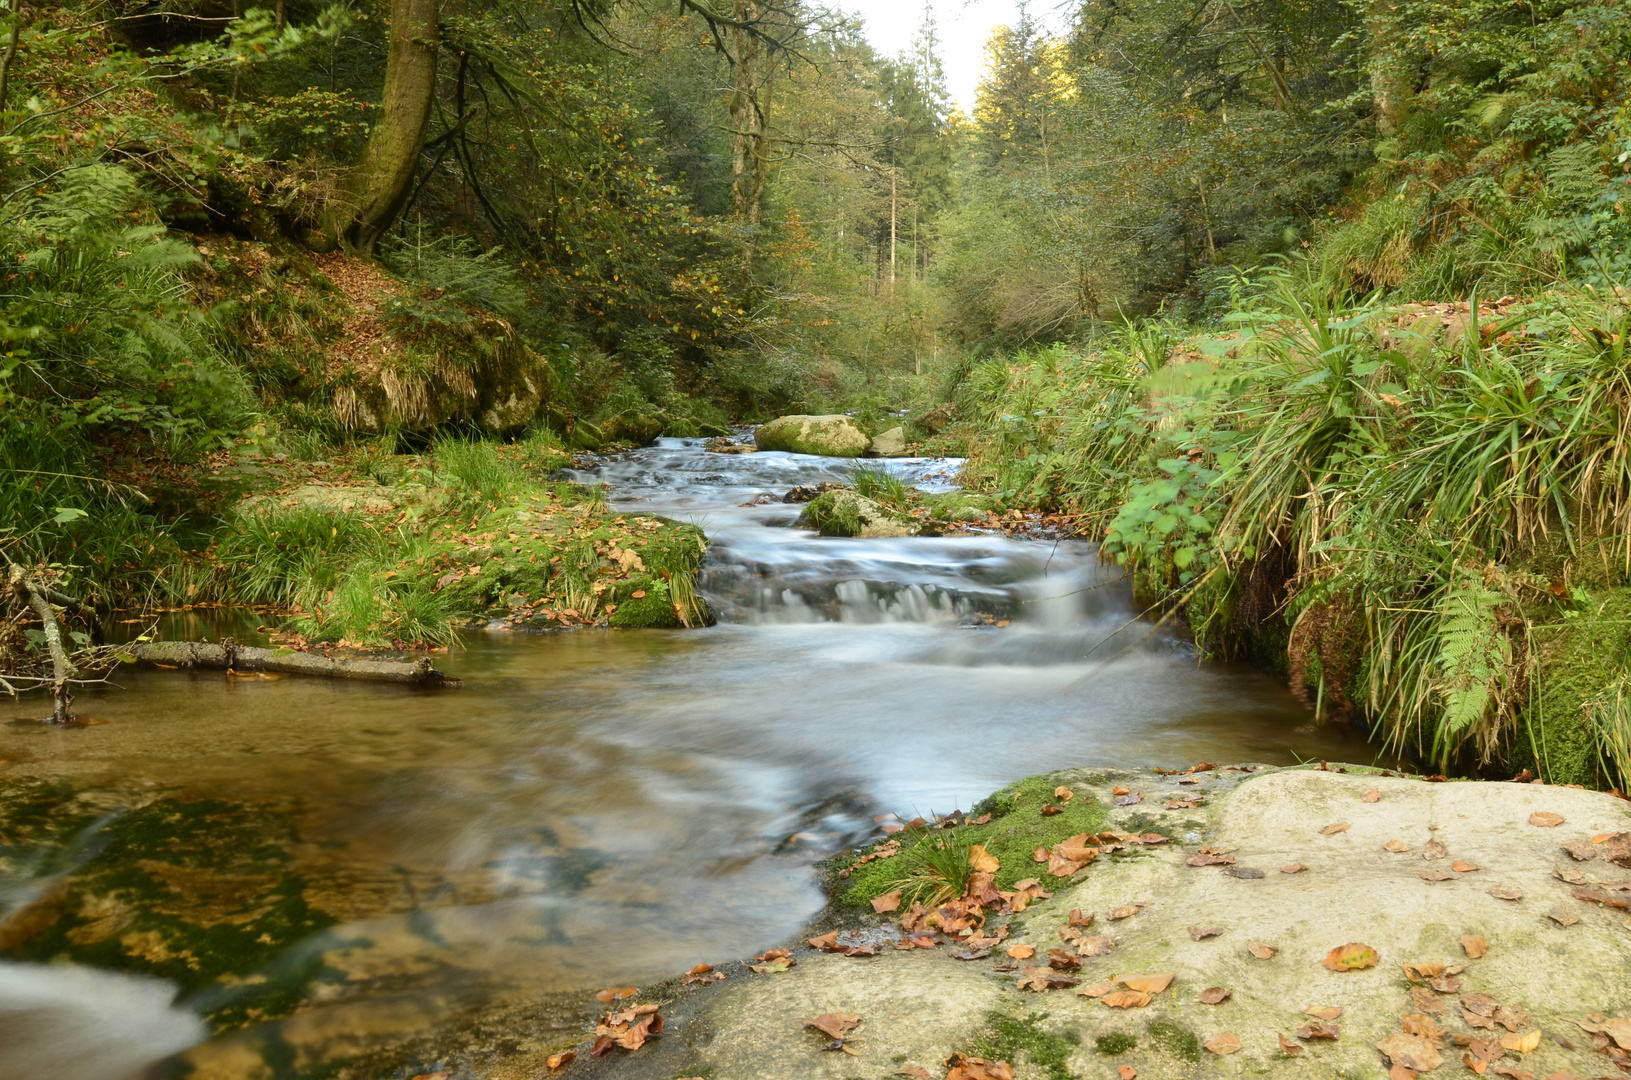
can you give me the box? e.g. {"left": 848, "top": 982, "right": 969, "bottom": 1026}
{"left": 1096, "top": 1032, "right": 1137, "bottom": 1054}
{"left": 799, "top": 491, "right": 864, "bottom": 536}
{"left": 1146, "top": 1018, "right": 1203, "bottom": 1063}
{"left": 966, "top": 1012, "right": 1078, "bottom": 1080}
{"left": 1518, "top": 587, "right": 1631, "bottom": 786}
{"left": 831, "top": 772, "right": 1109, "bottom": 907}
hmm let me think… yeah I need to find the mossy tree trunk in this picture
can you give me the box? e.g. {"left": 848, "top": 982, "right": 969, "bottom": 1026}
{"left": 334, "top": 0, "right": 441, "bottom": 253}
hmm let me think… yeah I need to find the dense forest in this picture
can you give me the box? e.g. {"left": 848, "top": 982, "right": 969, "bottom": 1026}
{"left": 3, "top": 0, "right": 1631, "bottom": 784}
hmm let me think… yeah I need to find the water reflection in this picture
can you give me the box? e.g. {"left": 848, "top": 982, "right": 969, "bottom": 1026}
{"left": 0, "top": 437, "right": 1357, "bottom": 1077}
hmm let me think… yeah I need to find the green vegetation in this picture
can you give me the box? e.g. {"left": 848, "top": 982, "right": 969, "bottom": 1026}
{"left": 832, "top": 773, "right": 1108, "bottom": 907}
{"left": 964, "top": 1012, "right": 1079, "bottom": 1080}
{"left": 1096, "top": 1032, "right": 1137, "bottom": 1055}
{"left": 1146, "top": 1018, "right": 1204, "bottom": 1064}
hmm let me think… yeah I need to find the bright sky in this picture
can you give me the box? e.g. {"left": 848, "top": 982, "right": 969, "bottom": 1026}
{"left": 829, "top": 0, "right": 1068, "bottom": 115}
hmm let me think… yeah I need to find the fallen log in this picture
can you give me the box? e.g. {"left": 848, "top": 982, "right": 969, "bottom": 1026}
{"left": 122, "top": 640, "right": 460, "bottom": 687}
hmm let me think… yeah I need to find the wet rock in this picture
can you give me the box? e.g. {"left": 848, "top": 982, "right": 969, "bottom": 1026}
{"left": 867, "top": 425, "right": 908, "bottom": 457}
{"left": 795, "top": 490, "right": 917, "bottom": 538}
{"left": 781, "top": 483, "right": 845, "bottom": 504}
{"left": 754, "top": 415, "right": 870, "bottom": 457}
{"left": 600, "top": 411, "right": 666, "bottom": 446}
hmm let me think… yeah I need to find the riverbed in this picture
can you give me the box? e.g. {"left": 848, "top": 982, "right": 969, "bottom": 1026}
{"left": 0, "top": 438, "right": 1367, "bottom": 1079}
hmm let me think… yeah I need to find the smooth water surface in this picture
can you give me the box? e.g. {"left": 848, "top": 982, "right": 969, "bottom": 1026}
{"left": 0, "top": 438, "right": 1364, "bottom": 1077}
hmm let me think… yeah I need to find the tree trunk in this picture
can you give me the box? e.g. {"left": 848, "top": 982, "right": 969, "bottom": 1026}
{"left": 727, "top": 0, "right": 772, "bottom": 261}
{"left": 1366, "top": 0, "right": 1411, "bottom": 136}
{"left": 335, "top": 0, "right": 441, "bottom": 253}
{"left": 125, "top": 640, "right": 459, "bottom": 686}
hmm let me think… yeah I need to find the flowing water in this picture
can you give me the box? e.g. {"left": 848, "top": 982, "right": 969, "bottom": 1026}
{"left": 0, "top": 438, "right": 1367, "bottom": 1078}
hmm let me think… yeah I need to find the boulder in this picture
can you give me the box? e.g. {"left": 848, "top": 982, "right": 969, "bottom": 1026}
{"left": 866, "top": 425, "right": 908, "bottom": 457}
{"left": 918, "top": 402, "right": 955, "bottom": 434}
{"left": 795, "top": 490, "right": 917, "bottom": 538}
{"left": 601, "top": 411, "right": 665, "bottom": 446}
{"left": 753, "top": 414, "right": 870, "bottom": 457}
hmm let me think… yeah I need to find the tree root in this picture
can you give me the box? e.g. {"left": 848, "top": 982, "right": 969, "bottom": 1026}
{"left": 122, "top": 640, "right": 460, "bottom": 686}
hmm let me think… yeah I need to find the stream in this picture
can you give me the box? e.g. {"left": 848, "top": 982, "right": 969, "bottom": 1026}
{"left": 0, "top": 438, "right": 1365, "bottom": 1079}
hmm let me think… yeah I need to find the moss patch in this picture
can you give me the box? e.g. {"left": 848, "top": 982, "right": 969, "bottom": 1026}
{"left": 830, "top": 772, "right": 1109, "bottom": 906}
{"left": 1518, "top": 587, "right": 1631, "bottom": 786}
{"left": 965, "top": 1011, "right": 1078, "bottom": 1080}
{"left": 1146, "top": 1018, "right": 1203, "bottom": 1063}
{"left": 1096, "top": 1032, "right": 1137, "bottom": 1055}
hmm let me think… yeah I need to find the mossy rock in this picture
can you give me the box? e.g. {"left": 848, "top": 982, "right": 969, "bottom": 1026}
{"left": 601, "top": 410, "right": 665, "bottom": 446}
{"left": 753, "top": 414, "right": 870, "bottom": 457}
{"left": 795, "top": 490, "right": 917, "bottom": 538}
{"left": 1511, "top": 586, "right": 1631, "bottom": 786}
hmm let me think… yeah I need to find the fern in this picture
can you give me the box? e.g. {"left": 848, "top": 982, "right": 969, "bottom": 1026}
{"left": 1432, "top": 574, "right": 1512, "bottom": 761}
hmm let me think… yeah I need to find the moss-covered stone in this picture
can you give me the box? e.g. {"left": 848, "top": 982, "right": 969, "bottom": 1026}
{"left": 795, "top": 490, "right": 917, "bottom": 538}
{"left": 1514, "top": 587, "right": 1631, "bottom": 786}
{"left": 753, "top": 414, "right": 870, "bottom": 457}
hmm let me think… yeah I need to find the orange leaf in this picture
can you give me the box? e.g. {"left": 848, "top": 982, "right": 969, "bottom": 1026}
{"left": 1306, "top": 1006, "right": 1343, "bottom": 1021}
{"left": 596, "top": 987, "right": 637, "bottom": 1003}
{"left": 1320, "top": 822, "right": 1351, "bottom": 835}
{"left": 1499, "top": 1030, "right": 1540, "bottom": 1053}
{"left": 545, "top": 1051, "right": 575, "bottom": 1070}
{"left": 1363, "top": 789, "right": 1381, "bottom": 803}
{"left": 1282, "top": 862, "right": 1308, "bottom": 874}
{"left": 1101, "top": 990, "right": 1152, "bottom": 1009}
{"left": 1118, "top": 1067, "right": 1138, "bottom": 1080}
{"left": 872, "top": 890, "right": 902, "bottom": 913}
{"left": 1054, "top": 785, "right": 1075, "bottom": 802}
{"left": 806, "top": 1012, "right": 862, "bottom": 1039}
{"left": 1451, "top": 860, "right": 1479, "bottom": 873}
{"left": 1248, "top": 942, "right": 1278, "bottom": 959}
{"left": 1118, "top": 972, "right": 1175, "bottom": 994}
{"left": 1385, "top": 840, "right": 1411, "bottom": 852}
{"left": 1461, "top": 934, "right": 1488, "bottom": 959}
{"left": 1007, "top": 944, "right": 1035, "bottom": 960}
{"left": 1528, "top": 811, "right": 1564, "bottom": 827}
{"left": 1321, "top": 942, "right": 1379, "bottom": 971}
{"left": 1204, "top": 1032, "right": 1242, "bottom": 1055}
{"left": 969, "top": 844, "right": 1000, "bottom": 874}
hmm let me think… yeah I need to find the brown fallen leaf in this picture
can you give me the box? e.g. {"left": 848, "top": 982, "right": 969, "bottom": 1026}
{"left": 1054, "top": 785, "right": 1074, "bottom": 802}
{"left": 1112, "top": 785, "right": 1129, "bottom": 795}
{"left": 1500, "top": 1030, "right": 1541, "bottom": 1053}
{"left": 894, "top": 1067, "right": 934, "bottom": 1080}
{"left": 1364, "top": 789, "right": 1382, "bottom": 803}
{"left": 1189, "top": 925, "right": 1224, "bottom": 940}
{"left": 1462, "top": 993, "right": 1499, "bottom": 1017}
{"left": 1428, "top": 975, "right": 1463, "bottom": 993}
{"left": 1452, "top": 860, "right": 1480, "bottom": 873}
{"left": 1278, "top": 1032, "right": 1304, "bottom": 1056}
{"left": 1047, "top": 949, "right": 1081, "bottom": 971}
{"left": 1077, "top": 981, "right": 1116, "bottom": 997}
{"left": 1548, "top": 906, "right": 1579, "bottom": 926}
{"left": 1419, "top": 869, "right": 1453, "bottom": 881}
{"left": 1321, "top": 822, "right": 1351, "bottom": 835}
{"left": 1204, "top": 1032, "right": 1242, "bottom": 1055}
{"left": 1073, "top": 936, "right": 1116, "bottom": 957}
{"left": 806, "top": 1013, "right": 862, "bottom": 1039}
{"left": 1400, "top": 1014, "right": 1442, "bottom": 1039}
{"left": 949, "top": 947, "right": 991, "bottom": 961}
{"left": 1016, "top": 966, "right": 1079, "bottom": 992}
{"left": 1390, "top": 1067, "right": 1419, "bottom": 1080}
{"left": 1306, "top": 1006, "right": 1344, "bottom": 1021}
{"left": 1118, "top": 1067, "right": 1138, "bottom": 1080}
{"left": 1113, "top": 791, "right": 1144, "bottom": 806}
{"left": 1248, "top": 942, "right": 1278, "bottom": 959}
{"left": 1067, "top": 909, "right": 1095, "bottom": 927}
{"left": 1561, "top": 839, "right": 1596, "bottom": 862}
{"left": 596, "top": 987, "right": 638, "bottom": 1003}
{"left": 1282, "top": 862, "right": 1308, "bottom": 874}
{"left": 1100, "top": 989, "right": 1152, "bottom": 1009}
{"left": 808, "top": 932, "right": 842, "bottom": 952}
{"left": 969, "top": 844, "right": 1000, "bottom": 874}
{"left": 1199, "top": 986, "right": 1231, "bottom": 1004}
{"left": 1107, "top": 904, "right": 1141, "bottom": 920}
{"left": 1423, "top": 839, "right": 1449, "bottom": 860}
{"left": 1376, "top": 1032, "right": 1444, "bottom": 1073}
{"left": 872, "top": 890, "right": 902, "bottom": 913}
{"left": 1461, "top": 934, "right": 1489, "bottom": 959}
{"left": 1007, "top": 944, "right": 1034, "bottom": 959}
{"left": 1488, "top": 1064, "right": 1536, "bottom": 1080}
{"left": 1529, "top": 811, "right": 1565, "bottom": 828}
{"left": 1401, "top": 962, "right": 1446, "bottom": 983}
{"left": 1322, "top": 942, "right": 1380, "bottom": 971}
{"left": 1298, "top": 1021, "right": 1340, "bottom": 1040}
{"left": 748, "top": 948, "right": 795, "bottom": 973}
{"left": 1554, "top": 865, "right": 1588, "bottom": 885}
{"left": 1040, "top": 805, "right": 1064, "bottom": 816}
{"left": 1118, "top": 972, "right": 1175, "bottom": 994}
{"left": 545, "top": 1051, "right": 575, "bottom": 1070}
{"left": 1411, "top": 987, "right": 1446, "bottom": 1013}
{"left": 1187, "top": 851, "right": 1236, "bottom": 866}
{"left": 1386, "top": 840, "right": 1412, "bottom": 852}
{"left": 1488, "top": 884, "right": 1524, "bottom": 901}
{"left": 944, "top": 1052, "right": 1015, "bottom": 1080}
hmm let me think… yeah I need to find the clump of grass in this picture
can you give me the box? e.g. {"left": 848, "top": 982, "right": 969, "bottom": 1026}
{"left": 852, "top": 467, "right": 911, "bottom": 509}
{"left": 965, "top": 1013, "right": 1078, "bottom": 1080}
{"left": 1097, "top": 1032, "right": 1137, "bottom": 1054}
{"left": 886, "top": 834, "right": 973, "bottom": 907}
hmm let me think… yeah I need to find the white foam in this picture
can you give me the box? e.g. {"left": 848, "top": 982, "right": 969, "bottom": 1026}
{"left": 0, "top": 962, "right": 204, "bottom": 1080}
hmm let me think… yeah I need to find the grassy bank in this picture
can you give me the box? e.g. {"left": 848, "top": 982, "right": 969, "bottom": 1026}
{"left": 956, "top": 269, "right": 1631, "bottom": 789}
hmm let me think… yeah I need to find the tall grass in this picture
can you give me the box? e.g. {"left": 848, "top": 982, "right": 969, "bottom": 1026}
{"left": 961, "top": 264, "right": 1631, "bottom": 781}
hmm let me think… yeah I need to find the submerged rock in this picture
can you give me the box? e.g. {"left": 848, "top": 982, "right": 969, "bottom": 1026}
{"left": 754, "top": 414, "right": 870, "bottom": 457}
{"left": 795, "top": 490, "right": 916, "bottom": 537}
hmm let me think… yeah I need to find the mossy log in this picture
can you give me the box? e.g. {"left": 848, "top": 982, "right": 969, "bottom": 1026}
{"left": 124, "top": 641, "right": 459, "bottom": 687}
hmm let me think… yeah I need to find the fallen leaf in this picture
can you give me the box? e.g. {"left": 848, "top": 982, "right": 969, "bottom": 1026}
{"left": 1419, "top": 869, "right": 1453, "bottom": 881}
{"left": 1072, "top": 936, "right": 1115, "bottom": 957}
{"left": 1204, "top": 1032, "right": 1242, "bottom": 1055}
{"left": 1555, "top": 865, "right": 1589, "bottom": 885}
{"left": 1047, "top": 949, "right": 1081, "bottom": 971}
{"left": 998, "top": 943, "right": 1032, "bottom": 962}
{"left": 1386, "top": 840, "right": 1412, "bottom": 853}
{"left": 894, "top": 1068, "right": 933, "bottom": 1080}
{"left": 1298, "top": 1021, "right": 1340, "bottom": 1040}
{"left": 1462, "top": 993, "right": 1499, "bottom": 1017}
{"left": 1488, "top": 884, "right": 1524, "bottom": 901}
{"left": 1322, "top": 942, "right": 1380, "bottom": 971}
{"left": 1452, "top": 860, "right": 1480, "bottom": 873}
{"left": 1401, "top": 962, "right": 1446, "bottom": 983}
{"left": 1489, "top": 1064, "right": 1536, "bottom": 1080}
{"left": 1199, "top": 986, "right": 1231, "bottom": 1004}
{"left": 1032, "top": 845, "right": 1049, "bottom": 863}
{"left": 1107, "top": 904, "right": 1141, "bottom": 920}
{"left": 809, "top": 932, "right": 841, "bottom": 952}
{"left": 1077, "top": 981, "right": 1116, "bottom": 997}
{"left": 1282, "top": 862, "right": 1309, "bottom": 874}
{"left": 1118, "top": 972, "right": 1175, "bottom": 994}
{"left": 969, "top": 845, "right": 1000, "bottom": 874}
{"left": 1040, "top": 804, "right": 1064, "bottom": 816}
{"left": 1101, "top": 990, "right": 1152, "bottom": 1008}
{"left": 1118, "top": 1067, "right": 1138, "bottom": 1080}
{"left": 1500, "top": 1030, "right": 1541, "bottom": 1054}
{"left": 1461, "top": 935, "right": 1488, "bottom": 959}
{"left": 1187, "top": 851, "right": 1236, "bottom": 866}
{"left": 1376, "top": 1032, "right": 1444, "bottom": 1073}
{"left": 748, "top": 947, "right": 795, "bottom": 973}
{"left": 1306, "top": 1006, "right": 1344, "bottom": 1021}
{"left": 944, "top": 1052, "right": 1015, "bottom": 1080}
{"left": 1278, "top": 1032, "right": 1304, "bottom": 1055}
{"left": 1321, "top": 822, "right": 1351, "bottom": 835}
{"left": 1112, "top": 786, "right": 1129, "bottom": 795}
{"left": 949, "top": 947, "right": 992, "bottom": 961}
{"left": 806, "top": 1013, "right": 862, "bottom": 1039}
{"left": 1113, "top": 792, "right": 1144, "bottom": 807}
{"left": 596, "top": 987, "right": 638, "bottom": 1003}
{"left": 872, "top": 890, "right": 902, "bottom": 913}
{"left": 1248, "top": 942, "right": 1278, "bottom": 959}
{"left": 1054, "top": 785, "right": 1075, "bottom": 802}
{"left": 1411, "top": 987, "right": 1445, "bottom": 1013}
{"left": 1067, "top": 909, "right": 1095, "bottom": 927}
{"left": 1400, "top": 1014, "right": 1443, "bottom": 1039}
{"left": 1529, "top": 811, "right": 1565, "bottom": 828}
{"left": 1189, "top": 925, "right": 1224, "bottom": 940}
{"left": 1423, "top": 840, "right": 1449, "bottom": 860}
{"left": 545, "top": 1051, "right": 575, "bottom": 1070}
{"left": 1364, "top": 789, "right": 1382, "bottom": 803}
{"left": 1391, "top": 1067, "right": 1419, "bottom": 1080}
{"left": 1429, "top": 975, "right": 1463, "bottom": 993}
{"left": 1548, "top": 906, "right": 1579, "bottom": 926}
{"left": 1561, "top": 840, "right": 1596, "bottom": 862}
{"left": 1016, "top": 966, "right": 1079, "bottom": 992}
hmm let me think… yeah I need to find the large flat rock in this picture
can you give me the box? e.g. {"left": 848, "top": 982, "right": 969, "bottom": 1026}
{"left": 579, "top": 767, "right": 1631, "bottom": 1080}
